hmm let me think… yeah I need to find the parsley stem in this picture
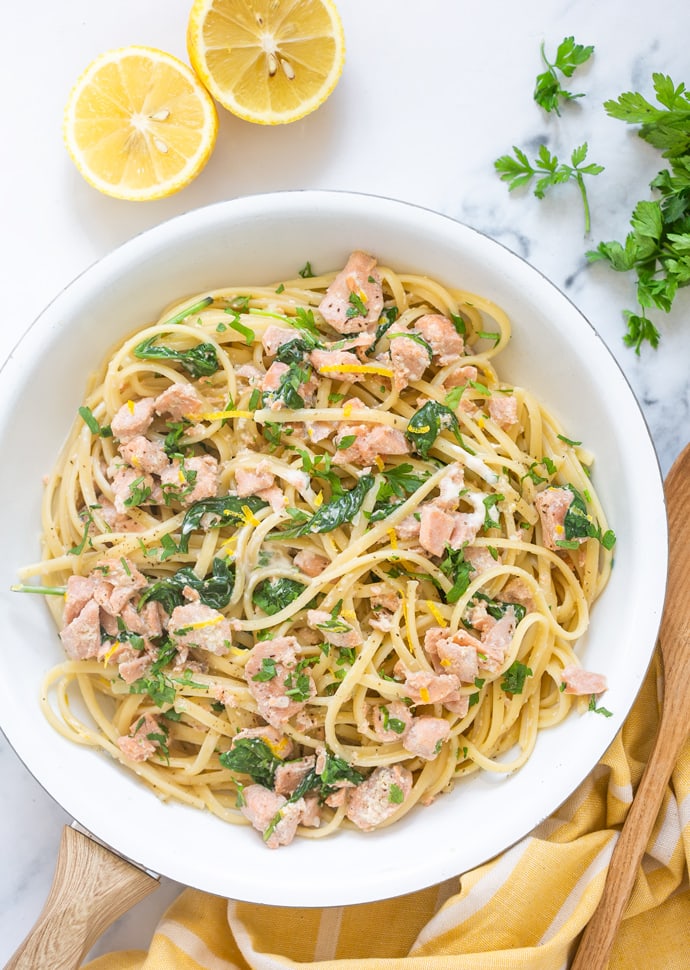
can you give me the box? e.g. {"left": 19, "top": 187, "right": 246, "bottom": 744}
{"left": 162, "top": 296, "right": 213, "bottom": 327}
{"left": 576, "top": 172, "right": 592, "bottom": 235}
{"left": 11, "top": 583, "right": 66, "bottom": 596}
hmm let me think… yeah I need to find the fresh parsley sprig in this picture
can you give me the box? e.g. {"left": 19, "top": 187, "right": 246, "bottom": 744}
{"left": 534, "top": 36, "right": 594, "bottom": 115}
{"left": 587, "top": 73, "right": 690, "bottom": 351}
{"left": 495, "top": 143, "right": 603, "bottom": 234}
{"left": 603, "top": 73, "right": 690, "bottom": 158}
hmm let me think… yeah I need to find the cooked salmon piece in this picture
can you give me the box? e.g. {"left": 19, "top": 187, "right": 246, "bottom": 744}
{"left": 395, "top": 514, "right": 421, "bottom": 540}
{"left": 339, "top": 331, "right": 376, "bottom": 357}
{"left": 371, "top": 700, "right": 412, "bottom": 742}
{"left": 501, "top": 577, "right": 536, "bottom": 614}
{"left": 97, "top": 497, "right": 145, "bottom": 533}
{"left": 369, "top": 611, "right": 395, "bottom": 632}
{"left": 160, "top": 455, "right": 219, "bottom": 505}
{"left": 478, "top": 609, "right": 518, "bottom": 672}
{"left": 403, "top": 716, "right": 450, "bottom": 760}
{"left": 444, "top": 365, "right": 478, "bottom": 389}
{"left": 302, "top": 421, "right": 332, "bottom": 443}
{"left": 273, "top": 755, "right": 317, "bottom": 796}
{"left": 154, "top": 382, "right": 204, "bottom": 421}
{"left": 256, "top": 484, "right": 286, "bottom": 513}
{"left": 63, "top": 574, "right": 98, "bottom": 625}
{"left": 109, "top": 466, "right": 158, "bottom": 514}
{"left": 318, "top": 251, "right": 384, "bottom": 334}
{"left": 415, "top": 314, "right": 465, "bottom": 365}
{"left": 92, "top": 557, "right": 148, "bottom": 614}
{"left": 235, "top": 363, "right": 264, "bottom": 385}
{"left": 59, "top": 597, "right": 101, "bottom": 660}
{"left": 116, "top": 712, "right": 161, "bottom": 763}
{"left": 368, "top": 582, "right": 401, "bottom": 613}
{"left": 169, "top": 602, "right": 232, "bottom": 656}
{"left": 117, "top": 654, "right": 153, "bottom": 685}
{"left": 419, "top": 505, "right": 455, "bottom": 557}
{"left": 120, "top": 435, "right": 170, "bottom": 475}
{"left": 262, "top": 325, "right": 299, "bottom": 357}
{"left": 561, "top": 664, "right": 608, "bottom": 695}
{"left": 110, "top": 398, "right": 156, "bottom": 441}
{"left": 240, "top": 785, "right": 314, "bottom": 848}
{"left": 390, "top": 335, "right": 431, "bottom": 390}
{"left": 424, "top": 627, "right": 480, "bottom": 683}
{"left": 535, "top": 487, "right": 576, "bottom": 551}
{"left": 466, "top": 600, "right": 494, "bottom": 634}
{"left": 244, "top": 637, "right": 316, "bottom": 728}
{"left": 119, "top": 601, "right": 163, "bottom": 641}
{"left": 345, "top": 764, "right": 413, "bottom": 831}
{"left": 236, "top": 462, "right": 275, "bottom": 497}
{"left": 261, "top": 361, "right": 290, "bottom": 392}
{"left": 488, "top": 394, "right": 518, "bottom": 429}
{"left": 332, "top": 424, "right": 409, "bottom": 466}
{"left": 294, "top": 548, "right": 330, "bottom": 577}
{"left": 448, "top": 508, "right": 484, "bottom": 548}
{"left": 394, "top": 663, "right": 462, "bottom": 706}
{"left": 464, "top": 545, "right": 500, "bottom": 577}
{"left": 310, "top": 348, "right": 363, "bottom": 383}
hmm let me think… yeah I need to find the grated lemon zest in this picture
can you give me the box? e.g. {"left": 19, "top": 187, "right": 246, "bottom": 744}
{"left": 102, "top": 642, "right": 120, "bottom": 665}
{"left": 314, "top": 490, "right": 324, "bottom": 507}
{"left": 419, "top": 687, "right": 431, "bottom": 704}
{"left": 426, "top": 600, "right": 448, "bottom": 627}
{"left": 408, "top": 424, "right": 430, "bottom": 434}
{"left": 387, "top": 528, "right": 398, "bottom": 550}
{"left": 343, "top": 401, "right": 354, "bottom": 418}
{"left": 440, "top": 657, "right": 452, "bottom": 668}
{"left": 241, "top": 505, "right": 260, "bottom": 527}
{"left": 265, "top": 735, "right": 291, "bottom": 758}
{"left": 126, "top": 400, "right": 135, "bottom": 414}
{"left": 320, "top": 363, "right": 393, "bottom": 377}
{"left": 374, "top": 455, "right": 384, "bottom": 471}
{"left": 188, "top": 615, "right": 224, "bottom": 630}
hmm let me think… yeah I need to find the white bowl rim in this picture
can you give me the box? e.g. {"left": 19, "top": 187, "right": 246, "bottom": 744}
{"left": 0, "top": 190, "right": 668, "bottom": 906}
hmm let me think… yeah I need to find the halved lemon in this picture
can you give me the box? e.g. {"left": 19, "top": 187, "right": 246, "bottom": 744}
{"left": 187, "top": 0, "right": 345, "bottom": 125}
{"left": 63, "top": 46, "right": 218, "bottom": 201}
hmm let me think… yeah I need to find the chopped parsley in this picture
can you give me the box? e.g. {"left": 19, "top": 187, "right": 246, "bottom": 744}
{"left": 500, "top": 661, "right": 533, "bottom": 696}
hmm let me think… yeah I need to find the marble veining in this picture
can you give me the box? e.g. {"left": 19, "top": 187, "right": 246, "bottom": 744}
{"left": 2, "top": 0, "right": 688, "bottom": 961}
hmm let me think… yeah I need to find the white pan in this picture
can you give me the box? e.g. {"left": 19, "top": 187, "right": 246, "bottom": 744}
{"left": 0, "top": 192, "right": 667, "bottom": 966}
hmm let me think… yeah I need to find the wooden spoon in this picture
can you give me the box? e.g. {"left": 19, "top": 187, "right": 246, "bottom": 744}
{"left": 570, "top": 442, "right": 690, "bottom": 969}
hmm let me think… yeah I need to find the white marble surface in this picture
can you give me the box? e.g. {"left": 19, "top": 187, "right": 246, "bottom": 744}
{"left": 2, "top": 0, "right": 688, "bottom": 962}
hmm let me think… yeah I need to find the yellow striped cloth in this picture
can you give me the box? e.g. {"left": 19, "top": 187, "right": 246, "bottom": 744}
{"left": 85, "top": 650, "right": 690, "bottom": 970}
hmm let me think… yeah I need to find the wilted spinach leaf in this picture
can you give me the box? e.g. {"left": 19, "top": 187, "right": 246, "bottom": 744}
{"left": 252, "top": 577, "right": 307, "bottom": 615}
{"left": 134, "top": 336, "right": 220, "bottom": 378}
{"left": 405, "top": 401, "right": 461, "bottom": 458}
{"left": 140, "top": 558, "right": 235, "bottom": 613}
{"left": 179, "top": 495, "right": 268, "bottom": 553}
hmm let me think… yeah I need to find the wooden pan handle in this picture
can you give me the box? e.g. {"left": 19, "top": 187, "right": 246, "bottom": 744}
{"left": 6, "top": 825, "right": 159, "bottom": 970}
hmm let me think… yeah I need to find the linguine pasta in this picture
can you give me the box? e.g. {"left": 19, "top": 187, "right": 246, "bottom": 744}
{"left": 19, "top": 252, "right": 615, "bottom": 847}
